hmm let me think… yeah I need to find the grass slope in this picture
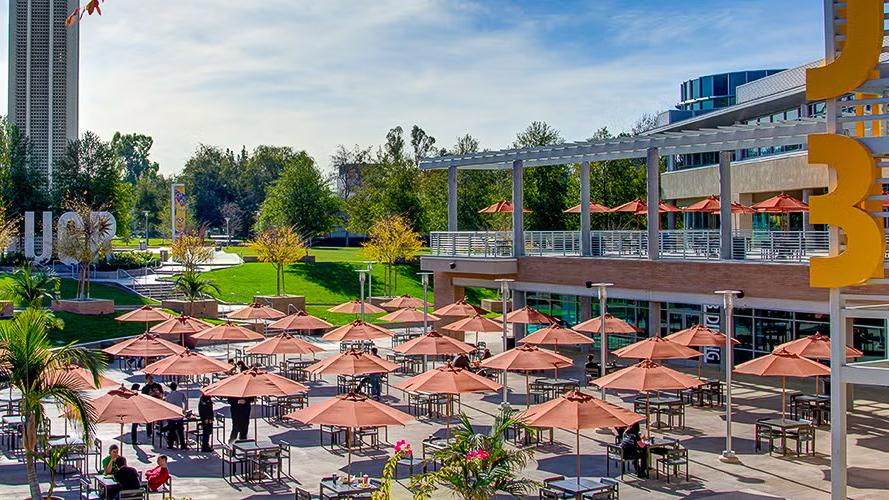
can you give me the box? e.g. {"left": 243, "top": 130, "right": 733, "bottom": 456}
{"left": 0, "top": 275, "right": 154, "bottom": 306}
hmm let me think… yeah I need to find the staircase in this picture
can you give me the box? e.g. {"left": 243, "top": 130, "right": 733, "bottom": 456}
{"left": 131, "top": 281, "right": 184, "bottom": 301}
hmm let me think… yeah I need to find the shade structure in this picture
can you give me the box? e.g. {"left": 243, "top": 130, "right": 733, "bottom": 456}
{"left": 573, "top": 313, "right": 641, "bottom": 335}
{"left": 441, "top": 314, "right": 502, "bottom": 332}
{"left": 328, "top": 300, "right": 386, "bottom": 315}
{"left": 227, "top": 302, "right": 286, "bottom": 321}
{"left": 191, "top": 321, "right": 265, "bottom": 343}
{"left": 774, "top": 332, "right": 863, "bottom": 360}
{"left": 751, "top": 192, "right": 809, "bottom": 213}
{"left": 45, "top": 366, "right": 117, "bottom": 391}
{"left": 284, "top": 392, "right": 414, "bottom": 476}
{"left": 432, "top": 300, "right": 490, "bottom": 317}
{"left": 142, "top": 350, "right": 233, "bottom": 376}
{"left": 305, "top": 348, "right": 398, "bottom": 376}
{"left": 115, "top": 305, "right": 174, "bottom": 324}
{"left": 518, "top": 390, "right": 645, "bottom": 482}
{"left": 268, "top": 310, "right": 333, "bottom": 331}
{"left": 378, "top": 307, "right": 440, "bottom": 323}
{"left": 481, "top": 345, "right": 574, "bottom": 407}
{"left": 592, "top": 360, "right": 704, "bottom": 392}
{"left": 321, "top": 320, "right": 395, "bottom": 342}
{"left": 149, "top": 316, "right": 212, "bottom": 346}
{"left": 563, "top": 202, "right": 611, "bottom": 214}
{"left": 734, "top": 348, "right": 830, "bottom": 418}
{"left": 393, "top": 331, "right": 475, "bottom": 356}
{"left": 610, "top": 198, "right": 682, "bottom": 215}
{"left": 380, "top": 295, "right": 429, "bottom": 309}
{"left": 613, "top": 335, "right": 703, "bottom": 360}
{"left": 478, "top": 199, "right": 531, "bottom": 213}
{"left": 505, "top": 306, "right": 553, "bottom": 325}
{"left": 519, "top": 323, "right": 594, "bottom": 348}
{"left": 683, "top": 195, "right": 756, "bottom": 215}
{"left": 665, "top": 324, "right": 740, "bottom": 378}
{"left": 103, "top": 333, "right": 187, "bottom": 358}
{"left": 91, "top": 387, "right": 185, "bottom": 454}
{"left": 246, "top": 332, "right": 324, "bottom": 356}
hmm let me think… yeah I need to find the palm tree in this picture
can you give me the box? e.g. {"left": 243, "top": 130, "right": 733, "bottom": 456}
{"left": 0, "top": 309, "right": 106, "bottom": 499}
{"left": 2, "top": 264, "right": 60, "bottom": 308}
{"left": 411, "top": 409, "right": 538, "bottom": 499}
{"left": 173, "top": 270, "right": 220, "bottom": 302}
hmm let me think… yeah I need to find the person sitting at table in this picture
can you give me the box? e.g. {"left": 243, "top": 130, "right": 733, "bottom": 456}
{"left": 481, "top": 349, "right": 492, "bottom": 361}
{"left": 236, "top": 360, "right": 249, "bottom": 373}
{"left": 112, "top": 456, "right": 142, "bottom": 498}
{"left": 198, "top": 395, "right": 215, "bottom": 452}
{"left": 101, "top": 444, "right": 121, "bottom": 475}
{"left": 129, "top": 383, "right": 141, "bottom": 445}
{"left": 145, "top": 455, "right": 170, "bottom": 492}
{"left": 453, "top": 352, "right": 471, "bottom": 370}
{"left": 584, "top": 354, "right": 597, "bottom": 370}
{"left": 228, "top": 396, "right": 253, "bottom": 442}
{"left": 226, "top": 359, "right": 237, "bottom": 375}
{"left": 165, "top": 382, "right": 187, "bottom": 449}
{"left": 618, "top": 422, "right": 648, "bottom": 478}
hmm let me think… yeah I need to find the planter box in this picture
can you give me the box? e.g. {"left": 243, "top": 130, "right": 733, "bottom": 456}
{"left": 51, "top": 299, "right": 115, "bottom": 315}
{"left": 0, "top": 301, "right": 12, "bottom": 318}
{"left": 254, "top": 295, "right": 306, "bottom": 314}
{"left": 439, "top": 328, "right": 465, "bottom": 342}
{"left": 481, "top": 299, "right": 512, "bottom": 313}
{"left": 300, "top": 255, "right": 316, "bottom": 263}
{"left": 243, "top": 255, "right": 259, "bottom": 263}
{"left": 161, "top": 299, "right": 219, "bottom": 319}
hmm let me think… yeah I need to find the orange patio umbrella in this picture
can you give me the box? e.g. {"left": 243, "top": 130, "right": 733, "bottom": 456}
{"left": 481, "top": 345, "right": 574, "bottom": 407}
{"left": 506, "top": 306, "right": 554, "bottom": 325}
{"left": 305, "top": 348, "right": 399, "bottom": 376}
{"left": 612, "top": 335, "right": 703, "bottom": 360}
{"left": 321, "top": 320, "right": 395, "bottom": 342}
{"left": 190, "top": 320, "right": 265, "bottom": 358}
{"left": 246, "top": 331, "right": 324, "bottom": 356}
{"left": 202, "top": 367, "right": 308, "bottom": 439}
{"left": 563, "top": 202, "right": 611, "bottom": 214}
{"left": 574, "top": 313, "right": 641, "bottom": 335}
{"left": 268, "top": 310, "right": 333, "bottom": 331}
{"left": 92, "top": 387, "right": 185, "bottom": 454}
{"left": 285, "top": 392, "right": 413, "bottom": 477}
{"left": 441, "top": 314, "right": 502, "bottom": 345}
{"left": 378, "top": 307, "right": 440, "bottom": 323}
{"left": 380, "top": 295, "right": 429, "bottom": 309}
{"left": 393, "top": 331, "right": 474, "bottom": 356}
{"left": 519, "top": 323, "right": 594, "bottom": 352}
{"left": 149, "top": 316, "right": 212, "bottom": 346}
{"left": 610, "top": 198, "right": 682, "bottom": 215}
{"left": 115, "top": 305, "right": 174, "bottom": 332}
{"left": 143, "top": 350, "right": 233, "bottom": 409}
{"left": 227, "top": 302, "right": 287, "bottom": 321}
{"left": 665, "top": 324, "right": 740, "bottom": 377}
{"left": 478, "top": 199, "right": 531, "bottom": 213}
{"left": 432, "top": 300, "right": 490, "bottom": 317}
{"left": 518, "top": 390, "right": 645, "bottom": 482}
{"left": 751, "top": 192, "right": 809, "bottom": 213}
{"left": 328, "top": 299, "right": 386, "bottom": 315}
{"left": 45, "top": 365, "right": 118, "bottom": 391}
{"left": 774, "top": 332, "right": 861, "bottom": 395}
{"left": 684, "top": 195, "right": 757, "bottom": 215}
{"left": 734, "top": 348, "right": 831, "bottom": 418}
{"left": 103, "top": 333, "right": 187, "bottom": 361}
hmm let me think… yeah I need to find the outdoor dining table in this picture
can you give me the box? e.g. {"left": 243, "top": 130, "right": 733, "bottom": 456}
{"left": 790, "top": 394, "right": 830, "bottom": 426}
{"left": 47, "top": 436, "right": 84, "bottom": 447}
{"left": 319, "top": 477, "right": 382, "bottom": 497}
{"left": 534, "top": 377, "right": 580, "bottom": 395}
{"left": 232, "top": 440, "right": 282, "bottom": 482}
{"left": 633, "top": 396, "right": 684, "bottom": 429}
{"left": 642, "top": 436, "right": 680, "bottom": 473}
{"left": 755, "top": 417, "right": 813, "bottom": 456}
{"left": 284, "top": 358, "right": 316, "bottom": 381}
{"left": 547, "top": 477, "right": 615, "bottom": 499}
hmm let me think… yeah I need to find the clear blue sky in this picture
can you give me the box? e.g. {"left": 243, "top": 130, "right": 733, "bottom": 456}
{"left": 0, "top": 0, "right": 824, "bottom": 175}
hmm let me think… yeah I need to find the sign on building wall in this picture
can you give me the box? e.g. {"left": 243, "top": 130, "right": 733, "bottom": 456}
{"left": 702, "top": 304, "right": 722, "bottom": 364}
{"left": 171, "top": 183, "right": 187, "bottom": 240}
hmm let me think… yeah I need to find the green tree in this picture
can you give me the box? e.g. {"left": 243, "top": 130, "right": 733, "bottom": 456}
{"left": 173, "top": 270, "right": 220, "bottom": 302}
{"left": 249, "top": 226, "right": 306, "bottom": 296}
{"left": 2, "top": 263, "right": 60, "bottom": 308}
{"left": 132, "top": 172, "right": 170, "bottom": 237}
{"left": 111, "top": 132, "right": 159, "bottom": 183}
{"left": 238, "top": 145, "right": 292, "bottom": 229}
{"left": 0, "top": 117, "right": 49, "bottom": 215}
{"left": 514, "top": 121, "right": 569, "bottom": 231}
{"left": 179, "top": 144, "right": 240, "bottom": 229}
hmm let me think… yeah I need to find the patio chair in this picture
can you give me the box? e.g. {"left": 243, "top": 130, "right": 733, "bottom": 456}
{"left": 539, "top": 475, "right": 572, "bottom": 499}
{"left": 145, "top": 476, "right": 172, "bottom": 499}
{"left": 79, "top": 475, "right": 100, "bottom": 500}
{"left": 278, "top": 440, "right": 293, "bottom": 478}
{"left": 786, "top": 420, "right": 816, "bottom": 456}
{"left": 656, "top": 448, "right": 689, "bottom": 483}
{"left": 119, "top": 489, "right": 146, "bottom": 500}
{"left": 664, "top": 403, "right": 685, "bottom": 428}
{"left": 62, "top": 442, "right": 89, "bottom": 478}
{"left": 221, "top": 444, "right": 248, "bottom": 484}
{"left": 754, "top": 418, "right": 781, "bottom": 455}
{"left": 586, "top": 477, "right": 619, "bottom": 500}
{"left": 92, "top": 437, "right": 103, "bottom": 473}
{"left": 529, "top": 381, "right": 550, "bottom": 404}
{"left": 605, "top": 444, "right": 636, "bottom": 478}
{"left": 294, "top": 485, "right": 317, "bottom": 499}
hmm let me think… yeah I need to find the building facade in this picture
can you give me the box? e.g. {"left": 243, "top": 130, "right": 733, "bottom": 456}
{"left": 8, "top": 0, "right": 79, "bottom": 188}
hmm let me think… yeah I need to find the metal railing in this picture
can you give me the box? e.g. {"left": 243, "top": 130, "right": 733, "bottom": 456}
{"left": 429, "top": 231, "right": 512, "bottom": 258}
{"left": 524, "top": 231, "right": 582, "bottom": 257}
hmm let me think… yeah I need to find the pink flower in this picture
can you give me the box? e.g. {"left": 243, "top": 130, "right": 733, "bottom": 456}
{"left": 394, "top": 440, "right": 412, "bottom": 455}
{"left": 465, "top": 449, "right": 490, "bottom": 461}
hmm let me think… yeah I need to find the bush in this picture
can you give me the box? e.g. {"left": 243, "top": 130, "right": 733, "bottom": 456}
{"left": 0, "top": 252, "right": 29, "bottom": 267}
{"left": 96, "top": 251, "right": 159, "bottom": 271}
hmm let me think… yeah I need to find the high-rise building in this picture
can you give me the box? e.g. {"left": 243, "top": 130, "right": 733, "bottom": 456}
{"left": 7, "top": 0, "right": 79, "bottom": 188}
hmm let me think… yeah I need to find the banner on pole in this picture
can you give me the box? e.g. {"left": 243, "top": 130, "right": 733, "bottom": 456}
{"left": 172, "top": 183, "right": 187, "bottom": 240}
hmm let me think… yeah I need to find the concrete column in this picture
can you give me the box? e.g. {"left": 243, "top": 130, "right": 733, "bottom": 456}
{"left": 802, "top": 189, "right": 814, "bottom": 231}
{"left": 666, "top": 200, "right": 676, "bottom": 230}
{"left": 580, "top": 161, "right": 591, "bottom": 256}
{"left": 737, "top": 193, "right": 754, "bottom": 230}
{"left": 648, "top": 301, "right": 661, "bottom": 337}
{"left": 447, "top": 166, "right": 458, "bottom": 231}
{"left": 432, "top": 272, "right": 464, "bottom": 309}
{"left": 512, "top": 160, "right": 525, "bottom": 257}
{"left": 719, "top": 151, "right": 733, "bottom": 260}
{"left": 646, "top": 148, "right": 660, "bottom": 260}
{"left": 512, "top": 289, "right": 527, "bottom": 341}
{"left": 579, "top": 296, "right": 593, "bottom": 322}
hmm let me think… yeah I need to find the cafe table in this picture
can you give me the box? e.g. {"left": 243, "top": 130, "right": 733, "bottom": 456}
{"left": 791, "top": 394, "right": 830, "bottom": 425}
{"left": 547, "top": 477, "right": 615, "bottom": 498}
{"left": 755, "top": 418, "right": 812, "bottom": 456}
{"left": 634, "top": 396, "right": 684, "bottom": 428}
{"left": 233, "top": 440, "right": 282, "bottom": 482}
{"left": 319, "top": 476, "right": 381, "bottom": 497}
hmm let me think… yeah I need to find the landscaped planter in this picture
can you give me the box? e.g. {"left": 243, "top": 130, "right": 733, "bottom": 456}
{"left": 161, "top": 298, "right": 219, "bottom": 319}
{"left": 300, "top": 255, "right": 316, "bottom": 263}
{"left": 242, "top": 255, "right": 259, "bottom": 263}
{"left": 254, "top": 295, "right": 306, "bottom": 314}
{"left": 481, "top": 298, "right": 512, "bottom": 313}
{"left": 51, "top": 299, "right": 115, "bottom": 315}
{"left": 0, "top": 300, "right": 12, "bottom": 318}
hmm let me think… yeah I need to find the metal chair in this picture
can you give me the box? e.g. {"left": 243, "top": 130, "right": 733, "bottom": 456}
{"left": 119, "top": 489, "right": 146, "bottom": 500}
{"left": 144, "top": 476, "right": 173, "bottom": 499}
{"left": 605, "top": 444, "right": 635, "bottom": 478}
{"left": 656, "top": 448, "right": 689, "bottom": 483}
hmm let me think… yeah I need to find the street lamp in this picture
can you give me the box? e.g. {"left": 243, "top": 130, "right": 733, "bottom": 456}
{"left": 715, "top": 289, "right": 742, "bottom": 463}
{"left": 495, "top": 278, "right": 514, "bottom": 404}
{"left": 356, "top": 270, "right": 369, "bottom": 322}
{"left": 588, "top": 282, "right": 613, "bottom": 399}
{"left": 418, "top": 272, "right": 433, "bottom": 334}
{"left": 143, "top": 211, "right": 150, "bottom": 247}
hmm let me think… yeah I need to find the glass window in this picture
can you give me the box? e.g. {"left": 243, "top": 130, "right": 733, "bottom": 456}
{"left": 754, "top": 318, "right": 791, "bottom": 353}
{"left": 735, "top": 316, "right": 754, "bottom": 351}
{"left": 786, "top": 108, "right": 800, "bottom": 120}
{"left": 692, "top": 79, "right": 701, "bottom": 99}
{"left": 852, "top": 318, "right": 885, "bottom": 360}
{"left": 702, "top": 76, "right": 714, "bottom": 97}
{"left": 714, "top": 74, "right": 728, "bottom": 96}
{"left": 728, "top": 72, "right": 747, "bottom": 93}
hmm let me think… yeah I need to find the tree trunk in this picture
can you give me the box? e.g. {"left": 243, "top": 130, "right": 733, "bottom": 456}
{"left": 280, "top": 264, "right": 285, "bottom": 296}
{"left": 24, "top": 419, "right": 41, "bottom": 499}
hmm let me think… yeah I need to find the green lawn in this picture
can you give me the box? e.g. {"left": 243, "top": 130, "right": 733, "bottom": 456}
{"left": 112, "top": 237, "right": 172, "bottom": 249}
{"left": 0, "top": 274, "right": 155, "bottom": 306}
{"left": 224, "top": 245, "right": 426, "bottom": 262}
{"left": 48, "top": 312, "right": 147, "bottom": 345}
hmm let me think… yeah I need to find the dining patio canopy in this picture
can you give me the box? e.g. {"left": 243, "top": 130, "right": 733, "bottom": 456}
{"left": 418, "top": 117, "right": 828, "bottom": 259}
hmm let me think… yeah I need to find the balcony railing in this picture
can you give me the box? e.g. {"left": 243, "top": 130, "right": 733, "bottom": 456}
{"left": 429, "top": 229, "right": 837, "bottom": 263}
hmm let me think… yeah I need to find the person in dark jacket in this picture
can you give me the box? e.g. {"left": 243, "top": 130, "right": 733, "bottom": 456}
{"left": 109, "top": 456, "right": 141, "bottom": 499}
{"left": 619, "top": 422, "right": 648, "bottom": 478}
{"left": 198, "top": 395, "right": 215, "bottom": 452}
{"left": 228, "top": 396, "right": 254, "bottom": 442}
{"left": 129, "top": 383, "right": 141, "bottom": 444}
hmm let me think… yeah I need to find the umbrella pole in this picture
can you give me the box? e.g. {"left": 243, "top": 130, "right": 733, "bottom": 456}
{"left": 446, "top": 394, "right": 452, "bottom": 439}
{"left": 646, "top": 392, "right": 652, "bottom": 439}
{"left": 781, "top": 376, "right": 786, "bottom": 419}
{"left": 576, "top": 428, "right": 580, "bottom": 484}
{"left": 698, "top": 355, "right": 703, "bottom": 380}
{"left": 120, "top": 422, "right": 125, "bottom": 456}
{"left": 502, "top": 370, "right": 508, "bottom": 404}
{"left": 525, "top": 371, "right": 530, "bottom": 409}
{"left": 347, "top": 427, "right": 353, "bottom": 478}
{"left": 253, "top": 399, "right": 258, "bottom": 441}
{"left": 815, "top": 375, "right": 820, "bottom": 397}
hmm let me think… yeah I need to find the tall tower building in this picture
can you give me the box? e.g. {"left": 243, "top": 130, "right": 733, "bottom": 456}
{"left": 8, "top": 0, "right": 79, "bottom": 188}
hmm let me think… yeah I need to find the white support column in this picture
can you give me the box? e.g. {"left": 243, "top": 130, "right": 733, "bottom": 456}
{"left": 646, "top": 148, "right": 660, "bottom": 260}
{"left": 719, "top": 151, "right": 733, "bottom": 260}
{"left": 447, "top": 166, "right": 458, "bottom": 232}
{"left": 830, "top": 289, "right": 847, "bottom": 498}
{"left": 802, "top": 189, "right": 814, "bottom": 231}
{"left": 580, "top": 161, "right": 591, "bottom": 256}
{"left": 512, "top": 160, "right": 525, "bottom": 257}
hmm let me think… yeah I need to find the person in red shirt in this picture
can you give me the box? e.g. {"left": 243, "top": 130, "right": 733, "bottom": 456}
{"left": 145, "top": 455, "right": 170, "bottom": 492}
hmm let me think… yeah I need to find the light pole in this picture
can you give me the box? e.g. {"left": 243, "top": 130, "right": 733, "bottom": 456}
{"left": 224, "top": 217, "right": 231, "bottom": 247}
{"left": 418, "top": 272, "right": 432, "bottom": 334}
{"left": 357, "top": 270, "right": 369, "bottom": 322}
{"left": 716, "top": 289, "right": 742, "bottom": 463}
{"left": 364, "top": 261, "right": 376, "bottom": 302}
{"left": 495, "top": 278, "right": 514, "bottom": 405}
{"left": 143, "top": 211, "right": 150, "bottom": 247}
{"left": 589, "top": 282, "right": 613, "bottom": 399}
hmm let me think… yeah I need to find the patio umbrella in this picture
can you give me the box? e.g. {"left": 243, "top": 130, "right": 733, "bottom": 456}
{"left": 393, "top": 331, "right": 475, "bottom": 356}
{"left": 378, "top": 307, "right": 440, "bottom": 323}
{"left": 149, "top": 316, "right": 212, "bottom": 346}
{"left": 432, "top": 300, "right": 490, "bottom": 317}
{"left": 143, "top": 350, "right": 234, "bottom": 409}
{"left": 481, "top": 345, "right": 574, "bottom": 407}
{"left": 519, "top": 323, "right": 594, "bottom": 352}
{"left": 734, "top": 348, "right": 830, "bottom": 418}
{"left": 190, "top": 320, "right": 265, "bottom": 358}
{"left": 380, "top": 295, "right": 429, "bottom": 309}
{"left": 665, "top": 324, "right": 740, "bottom": 377}
{"left": 441, "top": 314, "right": 502, "bottom": 345}
{"left": 592, "top": 360, "right": 704, "bottom": 436}
{"left": 305, "top": 348, "right": 399, "bottom": 376}
{"left": 751, "top": 192, "right": 809, "bottom": 213}
{"left": 574, "top": 314, "right": 641, "bottom": 369}
{"left": 610, "top": 199, "right": 683, "bottom": 215}
{"left": 115, "top": 305, "right": 174, "bottom": 332}
{"left": 321, "top": 320, "right": 394, "bottom": 342}
{"left": 683, "top": 195, "right": 757, "bottom": 216}
{"left": 612, "top": 335, "right": 703, "bottom": 360}
{"left": 45, "top": 365, "right": 118, "bottom": 391}
{"left": 284, "top": 392, "right": 413, "bottom": 477}
{"left": 227, "top": 302, "right": 287, "bottom": 320}
{"left": 774, "top": 332, "right": 862, "bottom": 395}
{"left": 563, "top": 202, "right": 611, "bottom": 214}
{"left": 505, "top": 306, "right": 554, "bottom": 325}
{"left": 328, "top": 299, "right": 386, "bottom": 315}
{"left": 268, "top": 310, "right": 333, "bottom": 332}
{"left": 103, "top": 333, "right": 187, "bottom": 367}
{"left": 518, "top": 390, "right": 645, "bottom": 483}
{"left": 202, "top": 367, "right": 308, "bottom": 439}
{"left": 92, "top": 387, "right": 185, "bottom": 454}
{"left": 246, "top": 331, "right": 324, "bottom": 356}
{"left": 394, "top": 364, "right": 501, "bottom": 436}
{"left": 478, "top": 199, "right": 531, "bottom": 213}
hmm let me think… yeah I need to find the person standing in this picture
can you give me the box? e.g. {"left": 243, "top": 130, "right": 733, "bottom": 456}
{"left": 129, "top": 383, "right": 141, "bottom": 444}
{"left": 141, "top": 375, "right": 164, "bottom": 439}
{"left": 228, "top": 396, "right": 253, "bottom": 442}
{"left": 165, "top": 382, "right": 187, "bottom": 449}
{"left": 198, "top": 395, "right": 215, "bottom": 452}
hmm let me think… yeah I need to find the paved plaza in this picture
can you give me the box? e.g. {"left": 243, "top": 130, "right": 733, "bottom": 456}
{"left": 0, "top": 329, "right": 886, "bottom": 499}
